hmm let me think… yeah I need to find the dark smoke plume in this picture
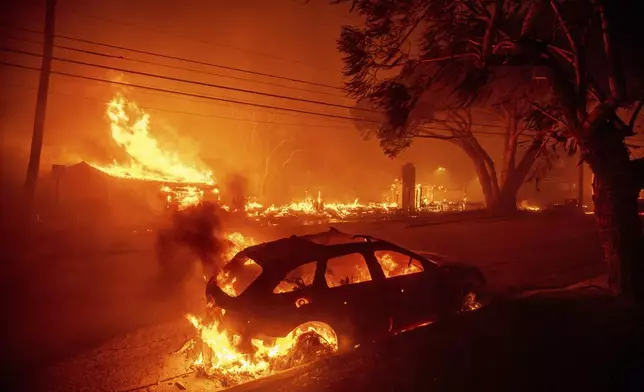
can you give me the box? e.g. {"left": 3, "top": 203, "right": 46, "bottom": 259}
{"left": 155, "top": 202, "right": 231, "bottom": 286}
{"left": 155, "top": 173, "right": 250, "bottom": 288}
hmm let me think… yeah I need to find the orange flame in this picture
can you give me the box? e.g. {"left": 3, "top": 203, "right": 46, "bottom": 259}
{"left": 187, "top": 313, "right": 338, "bottom": 383}
{"left": 92, "top": 94, "right": 214, "bottom": 185}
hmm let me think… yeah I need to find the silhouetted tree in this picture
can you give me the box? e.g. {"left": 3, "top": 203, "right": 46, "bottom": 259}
{"left": 331, "top": 0, "right": 644, "bottom": 300}
{"left": 351, "top": 70, "right": 553, "bottom": 213}
{"left": 243, "top": 112, "right": 302, "bottom": 200}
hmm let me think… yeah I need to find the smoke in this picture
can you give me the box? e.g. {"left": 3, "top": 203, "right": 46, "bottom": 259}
{"left": 225, "top": 173, "right": 248, "bottom": 213}
{"left": 155, "top": 202, "right": 232, "bottom": 287}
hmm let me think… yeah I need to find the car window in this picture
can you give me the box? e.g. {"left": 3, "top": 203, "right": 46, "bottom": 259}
{"left": 375, "top": 251, "right": 424, "bottom": 278}
{"left": 273, "top": 261, "right": 317, "bottom": 293}
{"left": 325, "top": 253, "right": 372, "bottom": 288}
{"left": 216, "top": 253, "right": 263, "bottom": 297}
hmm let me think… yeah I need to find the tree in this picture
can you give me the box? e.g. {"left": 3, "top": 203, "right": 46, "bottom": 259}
{"left": 348, "top": 56, "right": 552, "bottom": 213}
{"left": 243, "top": 112, "right": 303, "bottom": 201}
{"left": 331, "top": 0, "right": 644, "bottom": 300}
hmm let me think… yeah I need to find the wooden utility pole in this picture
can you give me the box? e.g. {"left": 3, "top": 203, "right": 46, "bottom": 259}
{"left": 24, "top": 0, "right": 57, "bottom": 211}
{"left": 578, "top": 154, "right": 584, "bottom": 208}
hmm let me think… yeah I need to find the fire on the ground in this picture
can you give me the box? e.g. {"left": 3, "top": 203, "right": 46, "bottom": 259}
{"left": 85, "top": 94, "right": 478, "bottom": 220}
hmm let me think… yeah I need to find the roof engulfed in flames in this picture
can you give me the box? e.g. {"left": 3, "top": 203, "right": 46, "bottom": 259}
{"left": 91, "top": 94, "right": 214, "bottom": 185}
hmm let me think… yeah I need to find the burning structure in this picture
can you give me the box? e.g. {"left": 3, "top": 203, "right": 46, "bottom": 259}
{"left": 38, "top": 93, "right": 486, "bottom": 227}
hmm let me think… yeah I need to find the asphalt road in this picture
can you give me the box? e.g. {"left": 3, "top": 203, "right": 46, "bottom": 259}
{"left": 3, "top": 211, "right": 608, "bottom": 391}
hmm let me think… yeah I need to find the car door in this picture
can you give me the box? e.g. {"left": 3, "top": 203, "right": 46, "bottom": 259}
{"left": 313, "top": 251, "right": 390, "bottom": 346}
{"left": 372, "top": 249, "right": 439, "bottom": 330}
{"left": 263, "top": 260, "right": 321, "bottom": 336}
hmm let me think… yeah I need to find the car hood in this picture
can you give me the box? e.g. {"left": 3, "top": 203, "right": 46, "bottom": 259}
{"left": 415, "top": 251, "right": 483, "bottom": 283}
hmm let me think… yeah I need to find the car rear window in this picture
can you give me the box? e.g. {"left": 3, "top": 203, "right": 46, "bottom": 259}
{"left": 216, "top": 253, "right": 263, "bottom": 297}
{"left": 375, "top": 251, "right": 424, "bottom": 278}
{"left": 325, "top": 253, "right": 372, "bottom": 288}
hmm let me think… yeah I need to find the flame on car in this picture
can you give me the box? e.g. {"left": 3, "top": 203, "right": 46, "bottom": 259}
{"left": 186, "top": 312, "right": 338, "bottom": 384}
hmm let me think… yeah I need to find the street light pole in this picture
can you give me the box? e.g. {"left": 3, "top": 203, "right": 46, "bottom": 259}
{"left": 24, "top": 0, "right": 57, "bottom": 214}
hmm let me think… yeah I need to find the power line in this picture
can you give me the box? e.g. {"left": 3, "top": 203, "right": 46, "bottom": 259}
{"left": 2, "top": 47, "right": 369, "bottom": 114}
{"left": 0, "top": 24, "right": 343, "bottom": 90}
{"left": 0, "top": 60, "right": 399, "bottom": 124}
{"left": 1, "top": 29, "right": 513, "bottom": 130}
{"left": 8, "top": 80, "right": 644, "bottom": 148}
{"left": 2, "top": 61, "right": 522, "bottom": 139}
{"left": 4, "top": 34, "right": 352, "bottom": 99}
{"left": 61, "top": 8, "right": 338, "bottom": 73}
{"left": 3, "top": 83, "right": 364, "bottom": 130}
{"left": 1, "top": 45, "right": 511, "bottom": 130}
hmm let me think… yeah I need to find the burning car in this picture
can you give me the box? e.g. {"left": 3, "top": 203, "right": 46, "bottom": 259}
{"left": 206, "top": 228, "right": 485, "bottom": 351}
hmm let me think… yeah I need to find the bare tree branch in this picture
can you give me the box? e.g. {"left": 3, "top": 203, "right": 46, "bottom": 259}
{"left": 462, "top": 0, "right": 490, "bottom": 21}
{"left": 522, "top": 1, "right": 545, "bottom": 36}
{"left": 481, "top": 0, "right": 505, "bottom": 64}
{"left": 280, "top": 149, "right": 304, "bottom": 171}
{"left": 525, "top": 99, "right": 568, "bottom": 126}
{"left": 418, "top": 53, "right": 478, "bottom": 64}
{"left": 550, "top": 1, "right": 577, "bottom": 55}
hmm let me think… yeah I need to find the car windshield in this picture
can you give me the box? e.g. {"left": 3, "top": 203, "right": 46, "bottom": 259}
{"left": 216, "top": 252, "right": 263, "bottom": 297}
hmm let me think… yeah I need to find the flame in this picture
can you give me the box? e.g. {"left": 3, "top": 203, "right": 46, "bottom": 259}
{"left": 187, "top": 312, "right": 338, "bottom": 384}
{"left": 225, "top": 232, "right": 256, "bottom": 261}
{"left": 519, "top": 200, "right": 541, "bottom": 211}
{"left": 92, "top": 94, "right": 214, "bottom": 184}
{"left": 90, "top": 94, "right": 214, "bottom": 210}
{"left": 245, "top": 196, "right": 398, "bottom": 220}
{"left": 376, "top": 253, "right": 423, "bottom": 278}
{"left": 87, "top": 96, "right": 468, "bottom": 215}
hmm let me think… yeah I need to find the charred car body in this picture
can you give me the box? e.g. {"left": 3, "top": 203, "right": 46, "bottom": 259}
{"left": 206, "top": 228, "right": 485, "bottom": 350}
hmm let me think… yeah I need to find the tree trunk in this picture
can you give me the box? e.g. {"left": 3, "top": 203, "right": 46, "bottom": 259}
{"left": 461, "top": 143, "right": 499, "bottom": 211}
{"left": 586, "top": 126, "right": 644, "bottom": 302}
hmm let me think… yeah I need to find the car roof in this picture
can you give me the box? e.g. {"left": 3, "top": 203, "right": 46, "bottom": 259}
{"left": 240, "top": 227, "right": 438, "bottom": 272}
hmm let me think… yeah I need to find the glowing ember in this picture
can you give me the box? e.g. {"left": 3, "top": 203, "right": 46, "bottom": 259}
{"left": 187, "top": 312, "right": 338, "bottom": 384}
{"left": 519, "top": 200, "right": 541, "bottom": 211}
{"left": 245, "top": 197, "right": 398, "bottom": 220}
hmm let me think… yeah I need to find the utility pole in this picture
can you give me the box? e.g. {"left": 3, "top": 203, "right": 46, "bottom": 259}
{"left": 578, "top": 153, "right": 584, "bottom": 208}
{"left": 24, "top": 0, "right": 57, "bottom": 213}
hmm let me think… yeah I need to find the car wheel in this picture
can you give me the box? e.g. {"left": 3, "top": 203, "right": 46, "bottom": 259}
{"left": 285, "top": 321, "right": 349, "bottom": 353}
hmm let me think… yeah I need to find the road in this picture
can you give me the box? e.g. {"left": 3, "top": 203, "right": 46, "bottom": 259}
{"left": 3, "top": 211, "right": 607, "bottom": 391}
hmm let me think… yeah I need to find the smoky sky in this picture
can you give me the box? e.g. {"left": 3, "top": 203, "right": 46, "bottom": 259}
{"left": 0, "top": 0, "right": 597, "bottom": 204}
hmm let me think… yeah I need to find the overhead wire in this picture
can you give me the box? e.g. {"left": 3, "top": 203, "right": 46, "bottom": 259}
{"left": 2, "top": 47, "right": 374, "bottom": 113}
{"left": 0, "top": 40, "right": 510, "bottom": 130}
{"left": 4, "top": 34, "right": 352, "bottom": 99}
{"left": 60, "top": 8, "right": 339, "bottom": 73}
{"left": 5, "top": 61, "right": 641, "bottom": 146}
{"left": 0, "top": 24, "right": 343, "bottom": 90}
{"left": 0, "top": 60, "right": 521, "bottom": 138}
{"left": 2, "top": 84, "right": 368, "bottom": 130}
